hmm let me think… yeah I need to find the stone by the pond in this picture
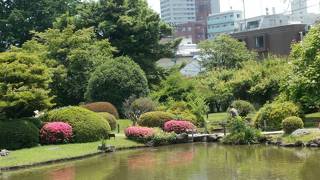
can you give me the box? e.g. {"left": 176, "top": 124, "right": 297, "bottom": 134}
{"left": 294, "top": 141, "right": 304, "bottom": 147}
{"left": 207, "top": 135, "right": 219, "bottom": 142}
{"left": 291, "top": 129, "right": 311, "bottom": 136}
{"left": 0, "top": 149, "right": 10, "bottom": 156}
{"left": 310, "top": 143, "right": 318, "bottom": 148}
{"left": 176, "top": 133, "right": 188, "bottom": 143}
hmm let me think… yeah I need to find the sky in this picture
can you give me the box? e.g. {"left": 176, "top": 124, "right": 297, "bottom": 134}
{"left": 147, "top": 0, "right": 320, "bottom": 18}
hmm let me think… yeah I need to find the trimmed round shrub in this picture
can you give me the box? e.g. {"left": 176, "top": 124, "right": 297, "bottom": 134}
{"left": 254, "top": 101, "right": 300, "bottom": 131}
{"left": 81, "top": 102, "right": 119, "bottom": 118}
{"left": 98, "top": 112, "right": 117, "bottom": 131}
{"left": 164, "top": 120, "right": 196, "bottom": 134}
{"left": 0, "top": 120, "right": 39, "bottom": 150}
{"left": 124, "top": 126, "right": 155, "bottom": 142}
{"left": 282, "top": 116, "right": 304, "bottom": 134}
{"left": 138, "top": 111, "right": 175, "bottom": 128}
{"left": 42, "top": 106, "right": 111, "bottom": 143}
{"left": 230, "top": 100, "right": 255, "bottom": 117}
{"left": 85, "top": 56, "right": 149, "bottom": 111}
{"left": 40, "top": 122, "right": 73, "bottom": 144}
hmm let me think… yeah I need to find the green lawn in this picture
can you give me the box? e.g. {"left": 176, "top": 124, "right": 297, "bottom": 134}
{"left": 304, "top": 112, "right": 320, "bottom": 128}
{"left": 116, "top": 119, "right": 132, "bottom": 133}
{"left": 0, "top": 136, "right": 143, "bottom": 168}
{"left": 206, "top": 112, "right": 228, "bottom": 123}
{"left": 270, "top": 129, "right": 320, "bottom": 144}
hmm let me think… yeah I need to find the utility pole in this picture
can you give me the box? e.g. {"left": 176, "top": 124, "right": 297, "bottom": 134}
{"left": 242, "top": 0, "right": 247, "bottom": 30}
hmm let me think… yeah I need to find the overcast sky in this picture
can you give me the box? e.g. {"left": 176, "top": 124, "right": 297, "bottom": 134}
{"left": 147, "top": 0, "right": 320, "bottom": 18}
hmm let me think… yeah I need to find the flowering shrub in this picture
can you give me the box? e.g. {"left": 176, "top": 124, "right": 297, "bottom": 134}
{"left": 125, "top": 126, "right": 155, "bottom": 142}
{"left": 163, "top": 120, "right": 196, "bottom": 134}
{"left": 40, "top": 122, "right": 73, "bottom": 144}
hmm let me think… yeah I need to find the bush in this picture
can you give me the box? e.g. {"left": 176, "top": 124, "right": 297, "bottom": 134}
{"left": 123, "top": 96, "right": 157, "bottom": 125}
{"left": 138, "top": 111, "right": 175, "bottom": 128}
{"left": 151, "top": 128, "right": 177, "bottom": 146}
{"left": 98, "top": 112, "right": 117, "bottom": 131}
{"left": 166, "top": 101, "right": 198, "bottom": 125}
{"left": 230, "top": 100, "right": 255, "bottom": 117}
{"left": 282, "top": 116, "right": 304, "bottom": 134}
{"left": 0, "top": 51, "right": 53, "bottom": 118}
{"left": 42, "top": 106, "right": 111, "bottom": 143}
{"left": 40, "top": 122, "right": 73, "bottom": 144}
{"left": 85, "top": 56, "right": 149, "bottom": 111}
{"left": 254, "top": 101, "right": 300, "bottom": 131}
{"left": 81, "top": 102, "right": 119, "bottom": 119}
{"left": 223, "top": 117, "right": 262, "bottom": 145}
{"left": 163, "top": 120, "right": 196, "bottom": 134}
{"left": 0, "top": 120, "right": 39, "bottom": 150}
{"left": 124, "top": 126, "right": 155, "bottom": 142}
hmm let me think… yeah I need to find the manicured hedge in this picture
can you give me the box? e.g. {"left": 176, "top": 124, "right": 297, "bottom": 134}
{"left": 98, "top": 112, "right": 117, "bottom": 131}
{"left": 138, "top": 111, "right": 175, "bottom": 128}
{"left": 254, "top": 101, "right": 300, "bottom": 131}
{"left": 0, "top": 120, "right": 39, "bottom": 150}
{"left": 82, "top": 102, "right": 119, "bottom": 118}
{"left": 40, "top": 122, "right": 73, "bottom": 144}
{"left": 42, "top": 106, "right": 111, "bottom": 143}
{"left": 282, "top": 116, "right": 304, "bottom": 134}
{"left": 124, "top": 126, "right": 154, "bottom": 142}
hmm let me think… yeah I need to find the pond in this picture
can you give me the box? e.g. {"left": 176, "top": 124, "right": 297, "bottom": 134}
{"left": 2, "top": 143, "right": 320, "bottom": 180}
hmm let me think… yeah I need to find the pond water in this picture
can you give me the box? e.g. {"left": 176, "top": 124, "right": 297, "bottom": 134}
{"left": 2, "top": 143, "right": 320, "bottom": 180}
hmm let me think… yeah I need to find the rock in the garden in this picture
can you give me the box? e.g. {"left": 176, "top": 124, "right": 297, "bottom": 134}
{"left": 176, "top": 133, "right": 188, "bottom": 143}
{"left": 291, "top": 129, "right": 311, "bottom": 137}
{"left": 281, "top": 143, "right": 296, "bottom": 147}
{"left": 207, "top": 135, "right": 218, "bottom": 142}
{"left": 294, "top": 141, "right": 304, "bottom": 147}
{"left": 0, "top": 149, "right": 10, "bottom": 156}
{"left": 310, "top": 143, "right": 318, "bottom": 147}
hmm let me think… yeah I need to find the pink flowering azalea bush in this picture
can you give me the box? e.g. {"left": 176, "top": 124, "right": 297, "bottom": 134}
{"left": 125, "top": 126, "right": 155, "bottom": 142}
{"left": 40, "top": 122, "right": 73, "bottom": 144}
{"left": 164, "top": 120, "right": 196, "bottom": 134}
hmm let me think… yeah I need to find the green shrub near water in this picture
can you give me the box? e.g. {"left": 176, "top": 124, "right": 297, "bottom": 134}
{"left": 151, "top": 128, "right": 177, "bottom": 146}
{"left": 0, "top": 120, "right": 39, "bottom": 150}
{"left": 230, "top": 100, "right": 255, "bottom": 117}
{"left": 254, "top": 101, "right": 300, "bottom": 131}
{"left": 138, "top": 111, "right": 175, "bottom": 128}
{"left": 98, "top": 112, "right": 117, "bottom": 131}
{"left": 282, "top": 116, "right": 304, "bottom": 134}
{"left": 223, "top": 117, "right": 262, "bottom": 145}
{"left": 42, "top": 106, "right": 111, "bottom": 143}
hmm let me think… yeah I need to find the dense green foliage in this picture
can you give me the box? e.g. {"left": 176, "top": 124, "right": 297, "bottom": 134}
{"left": 98, "top": 112, "right": 117, "bottom": 131}
{"left": 0, "top": 119, "right": 39, "bottom": 150}
{"left": 43, "top": 106, "right": 111, "bottom": 143}
{"left": 198, "top": 58, "right": 291, "bottom": 112}
{"left": 230, "top": 100, "right": 255, "bottom": 117}
{"left": 223, "top": 117, "right": 262, "bottom": 145}
{"left": 54, "top": 0, "right": 180, "bottom": 85}
{"left": 198, "top": 34, "right": 256, "bottom": 69}
{"left": 23, "top": 26, "right": 115, "bottom": 106}
{"left": 86, "top": 56, "right": 149, "bottom": 111}
{"left": 0, "top": 0, "right": 79, "bottom": 51}
{"left": 284, "top": 24, "right": 320, "bottom": 113}
{"left": 0, "top": 51, "right": 53, "bottom": 118}
{"left": 82, "top": 102, "right": 119, "bottom": 119}
{"left": 138, "top": 111, "right": 175, "bottom": 128}
{"left": 282, "top": 116, "right": 304, "bottom": 134}
{"left": 123, "top": 96, "right": 157, "bottom": 125}
{"left": 254, "top": 101, "right": 300, "bottom": 131}
{"left": 151, "top": 128, "right": 176, "bottom": 146}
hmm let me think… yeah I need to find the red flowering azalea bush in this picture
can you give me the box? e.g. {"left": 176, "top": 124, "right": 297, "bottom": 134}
{"left": 40, "top": 122, "right": 73, "bottom": 144}
{"left": 164, "top": 120, "right": 196, "bottom": 134}
{"left": 125, "top": 126, "right": 155, "bottom": 142}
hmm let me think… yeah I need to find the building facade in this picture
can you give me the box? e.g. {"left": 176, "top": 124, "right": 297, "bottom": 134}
{"left": 238, "top": 14, "right": 290, "bottom": 32}
{"left": 207, "top": 10, "right": 243, "bottom": 39}
{"left": 175, "top": 21, "right": 207, "bottom": 43}
{"left": 231, "top": 24, "right": 307, "bottom": 56}
{"left": 160, "top": 0, "right": 196, "bottom": 26}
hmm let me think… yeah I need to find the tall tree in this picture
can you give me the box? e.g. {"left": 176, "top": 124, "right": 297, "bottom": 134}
{"left": 0, "top": 0, "right": 79, "bottom": 51}
{"left": 53, "top": 0, "right": 180, "bottom": 84}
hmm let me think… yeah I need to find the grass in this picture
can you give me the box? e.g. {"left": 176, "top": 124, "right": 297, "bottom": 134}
{"left": 114, "top": 119, "right": 132, "bottom": 133}
{"left": 206, "top": 112, "right": 228, "bottom": 123}
{"left": 304, "top": 112, "right": 320, "bottom": 128}
{"left": 270, "top": 129, "right": 320, "bottom": 144}
{"left": 0, "top": 136, "right": 143, "bottom": 168}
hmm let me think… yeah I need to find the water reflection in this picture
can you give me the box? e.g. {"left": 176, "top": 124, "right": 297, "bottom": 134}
{"left": 3, "top": 144, "right": 320, "bottom": 180}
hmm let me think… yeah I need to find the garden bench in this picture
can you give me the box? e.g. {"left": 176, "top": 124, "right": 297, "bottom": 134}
{"left": 108, "top": 133, "right": 116, "bottom": 140}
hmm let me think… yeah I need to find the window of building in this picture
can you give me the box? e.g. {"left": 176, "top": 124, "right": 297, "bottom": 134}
{"left": 237, "top": 14, "right": 240, "bottom": 18}
{"left": 255, "top": 35, "right": 265, "bottom": 49}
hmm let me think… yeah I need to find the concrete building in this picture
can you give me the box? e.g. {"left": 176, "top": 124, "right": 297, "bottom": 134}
{"left": 161, "top": 0, "right": 221, "bottom": 43}
{"left": 238, "top": 14, "right": 290, "bottom": 32}
{"left": 289, "top": 0, "right": 319, "bottom": 25}
{"left": 160, "top": 0, "right": 196, "bottom": 26}
{"left": 211, "top": 0, "right": 220, "bottom": 14}
{"left": 231, "top": 24, "right": 307, "bottom": 56}
{"left": 207, "top": 10, "right": 243, "bottom": 39}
